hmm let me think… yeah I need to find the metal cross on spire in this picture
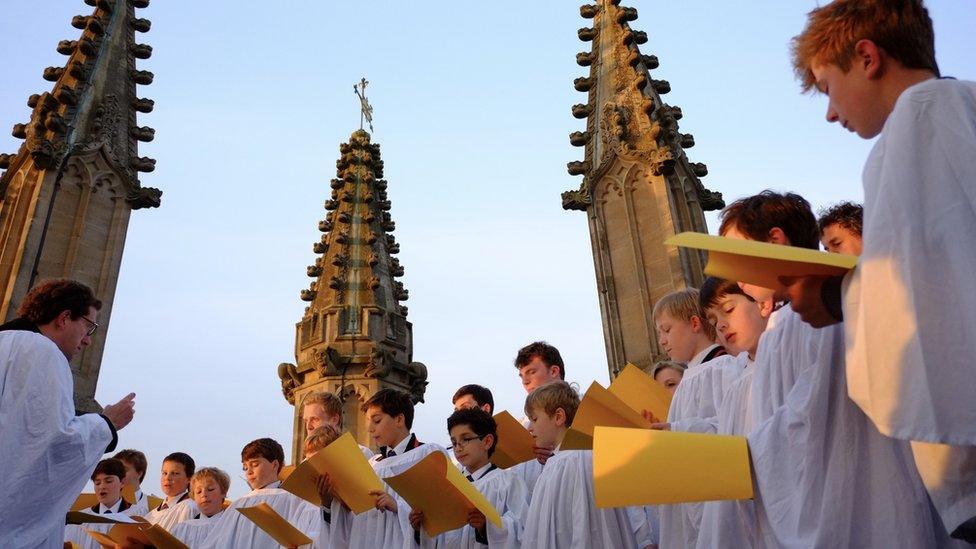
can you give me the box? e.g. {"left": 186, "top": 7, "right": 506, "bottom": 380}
{"left": 354, "top": 77, "right": 374, "bottom": 133}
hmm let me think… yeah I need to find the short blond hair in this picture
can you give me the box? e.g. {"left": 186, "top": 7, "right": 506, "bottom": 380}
{"left": 191, "top": 467, "right": 230, "bottom": 497}
{"left": 652, "top": 289, "right": 717, "bottom": 340}
{"left": 303, "top": 391, "right": 344, "bottom": 427}
{"left": 304, "top": 425, "right": 342, "bottom": 456}
{"left": 524, "top": 381, "right": 580, "bottom": 427}
{"left": 791, "top": 0, "right": 938, "bottom": 92}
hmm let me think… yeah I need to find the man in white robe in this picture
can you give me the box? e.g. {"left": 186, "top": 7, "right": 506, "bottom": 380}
{"left": 0, "top": 280, "right": 134, "bottom": 549}
{"left": 785, "top": 5, "right": 976, "bottom": 539}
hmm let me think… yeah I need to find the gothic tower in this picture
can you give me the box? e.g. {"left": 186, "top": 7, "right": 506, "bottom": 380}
{"left": 278, "top": 129, "right": 427, "bottom": 461}
{"left": 562, "top": 1, "right": 724, "bottom": 377}
{"left": 0, "top": 0, "right": 161, "bottom": 412}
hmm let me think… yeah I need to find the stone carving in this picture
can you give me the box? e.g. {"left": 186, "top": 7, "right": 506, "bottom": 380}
{"left": 407, "top": 362, "right": 429, "bottom": 403}
{"left": 130, "top": 44, "right": 152, "bottom": 59}
{"left": 365, "top": 348, "right": 393, "bottom": 379}
{"left": 277, "top": 363, "right": 301, "bottom": 404}
{"left": 127, "top": 186, "right": 162, "bottom": 209}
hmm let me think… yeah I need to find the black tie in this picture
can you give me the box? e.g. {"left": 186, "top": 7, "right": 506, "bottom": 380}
{"left": 158, "top": 502, "right": 168, "bottom": 511}
{"left": 385, "top": 448, "right": 396, "bottom": 458}
{"left": 466, "top": 474, "right": 474, "bottom": 482}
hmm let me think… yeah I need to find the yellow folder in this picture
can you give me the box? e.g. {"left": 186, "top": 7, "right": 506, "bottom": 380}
{"left": 71, "top": 493, "right": 98, "bottom": 512}
{"left": 143, "top": 524, "right": 190, "bottom": 549}
{"left": 84, "top": 523, "right": 152, "bottom": 548}
{"left": 384, "top": 451, "right": 503, "bottom": 537}
{"left": 573, "top": 381, "right": 650, "bottom": 438}
{"left": 84, "top": 528, "right": 118, "bottom": 549}
{"left": 147, "top": 495, "right": 164, "bottom": 510}
{"left": 666, "top": 232, "right": 857, "bottom": 290}
{"left": 593, "top": 426, "right": 753, "bottom": 507}
{"left": 280, "top": 431, "right": 384, "bottom": 514}
{"left": 237, "top": 501, "right": 313, "bottom": 547}
{"left": 490, "top": 411, "right": 537, "bottom": 469}
{"left": 609, "top": 363, "right": 673, "bottom": 423}
{"left": 560, "top": 427, "right": 595, "bottom": 450}
{"left": 66, "top": 510, "right": 137, "bottom": 525}
{"left": 278, "top": 464, "right": 297, "bottom": 481}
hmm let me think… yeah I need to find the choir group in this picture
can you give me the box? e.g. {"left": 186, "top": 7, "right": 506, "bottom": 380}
{"left": 2, "top": 1, "right": 974, "bottom": 547}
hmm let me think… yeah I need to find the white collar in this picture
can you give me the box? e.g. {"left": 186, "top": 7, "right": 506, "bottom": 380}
{"left": 98, "top": 498, "right": 123, "bottom": 514}
{"left": 262, "top": 480, "right": 282, "bottom": 490}
{"left": 134, "top": 488, "right": 144, "bottom": 502}
{"left": 164, "top": 490, "right": 188, "bottom": 506}
{"left": 688, "top": 344, "right": 720, "bottom": 369}
{"left": 390, "top": 433, "right": 415, "bottom": 456}
{"left": 466, "top": 462, "right": 494, "bottom": 481}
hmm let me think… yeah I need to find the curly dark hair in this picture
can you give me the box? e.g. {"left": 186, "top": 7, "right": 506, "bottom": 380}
{"left": 16, "top": 279, "right": 102, "bottom": 325}
{"left": 719, "top": 190, "right": 819, "bottom": 250}
{"left": 362, "top": 388, "right": 415, "bottom": 428}
{"left": 818, "top": 202, "right": 863, "bottom": 237}
{"left": 514, "top": 341, "right": 565, "bottom": 379}
{"left": 241, "top": 438, "right": 285, "bottom": 471}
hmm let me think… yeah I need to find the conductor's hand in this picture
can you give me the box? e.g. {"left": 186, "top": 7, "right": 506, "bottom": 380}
{"left": 778, "top": 275, "right": 840, "bottom": 328}
{"left": 409, "top": 508, "right": 424, "bottom": 531}
{"left": 102, "top": 393, "right": 136, "bottom": 430}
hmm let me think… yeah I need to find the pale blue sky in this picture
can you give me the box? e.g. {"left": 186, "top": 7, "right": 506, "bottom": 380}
{"left": 2, "top": 1, "right": 973, "bottom": 498}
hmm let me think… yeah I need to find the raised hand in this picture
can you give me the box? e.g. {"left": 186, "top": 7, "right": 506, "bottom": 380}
{"left": 102, "top": 392, "right": 136, "bottom": 430}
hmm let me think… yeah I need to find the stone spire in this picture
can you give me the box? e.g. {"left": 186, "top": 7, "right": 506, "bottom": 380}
{"left": 562, "top": 1, "right": 724, "bottom": 377}
{"left": 278, "top": 129, "right": 427, "bottom": 460}
{"left": 0, "top": 0, "right": 160, "bottom": 412}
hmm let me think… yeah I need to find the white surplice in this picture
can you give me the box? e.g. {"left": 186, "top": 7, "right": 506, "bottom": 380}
{"left": 199, "top": 487, "right": 319, "bottom": 549}
{"left": 435, "top": 466, "right": 529, "bottom": 549}
{"left": 696, "top": 367, "right": 758, "bottom": 549}
{"left": 844, "top": 77, "right": 976, "bottom": 533}
{"left": 748, "top": 321, "right": 943, "bottom": 547}
{"left": 522, "top": 449, "right": 638, "bottom": 549}
{"left": 169, "top": 509, "right": 225, "bottom": 547}
{"left": 64, "top": 499, "right": 140, "bottom": 549}
{"left": 659, "top": 352, "right": 749, "bottom": 549}
{"left": 145, "top": 493, "right": 198, "bottom": 531}
{"left": 0, "top": 331, "right": 114, "bottom": 549}
{"left": 505, "top": 457, "right": 544, "bottom": 495}
{"left": 343, "top": 442, "right": 448, "bottom": 549}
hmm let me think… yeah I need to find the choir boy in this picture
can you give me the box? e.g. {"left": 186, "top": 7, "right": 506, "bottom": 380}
{"left": 145, "top": 452, "right": 199, "bottom": 530}
{"left": 817, "top": 201, "right": 863, "bottom": 255}
{"left": 522, "top": 381, "right": 639, "bottom": 548}
{"left": 720, "top": 190, "right": 943, "bottom": 547}
{"left": 199, "top": 438, "right": 318, "bottom": 548}
{"left": 410, "top": 408, "right": 528, "bottom": 548}
{"left": 786, "top": 1, "right": 976, "bottom": 539}
{"left": 169, "top": 467, "right": 231, "bottom": 547}
{"left": 113, "top": 449, "right": 150, "bottom": 516}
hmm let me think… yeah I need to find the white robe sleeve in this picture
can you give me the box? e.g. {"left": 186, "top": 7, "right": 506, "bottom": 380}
{"left": 0, "top": 331, "right": 113, "bottom": 549}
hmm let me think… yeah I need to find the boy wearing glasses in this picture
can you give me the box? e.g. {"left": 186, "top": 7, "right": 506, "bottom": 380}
{"left": 409, "top": 408, "right": 529, "bottom": 548}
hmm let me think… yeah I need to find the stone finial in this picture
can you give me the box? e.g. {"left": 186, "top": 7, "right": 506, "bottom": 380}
{"left": 131, "top": 18, "right": 151, "bottom": 33}
{"left": 567, "top": 160, "right": 590, "bottom": 176}
{"left": 572, "top": 103, "right": 592, "bottom": 119}
{"left": 132, "top": 97, "right": 154, "bottom": 113}
{"left": 574, "top": 77, "right": 594, "bottom": 92}
{"left": 131, "top": 44, "right": 153, "bottom": 59}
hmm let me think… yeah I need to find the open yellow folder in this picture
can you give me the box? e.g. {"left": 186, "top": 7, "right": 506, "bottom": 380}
{"left": 238, "top": 501, "right": 314, "bottom": 547}
{"left": 143, "top": 524, "right": 190, "bottom": 549}
{"left": 573, "top": 381, "right": 650, "bottom": 438}
{"left": 281, "top": 431, "right": 384, "bottom": 514}
{"left": 666, "top": 232, "right": 857, "bottom": 290}
{"left": 84, "top": 528, "right": 119, "bottom": 549}
{"left": 278, "top": 464, "right": 297, "bottom": 481}
{"left": 85, "top": 523, "right": 152, "bottom": 548}
{"left": 609, "top": 363, "right": 673, "bottom": 423}
{"left": 71, "top": 493, "right": 98, "bottom": 512}
{"left": 66, "top": 510, "right": 139, "bottom": 525}
{"left": 560, "top": 427, "right": 595, "bottom": 450}
{"left": 384, "top": 451, "right": 503, "bottom": 537}
{"left": 593, "top": 426, "right": 753, "bottom": 507}
{"left": 490, "top": 411, "right": 537, "bottom": 469}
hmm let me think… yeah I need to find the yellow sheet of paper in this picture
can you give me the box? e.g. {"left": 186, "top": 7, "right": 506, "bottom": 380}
{"left": 666, "top": 232, "right": 857, "bottom": 290}
{"left": 610, "top": 363, "right": 673, "bottom": 423}
{"left": 560, "top": 427, "right": 594, "bottom": 450}
{"left": 121, "top": 484, "right": 137, "bottom": 505}
{"left": 66, "top": 511, "right": 135, "bottom": 525}
{"left": 147, "top": 495, "right": 163, "bottom": 510}
{"left": 107, "top": 523, "right": 152, "bottom": 546}
{"left": 143, "top": 524, "right": 190, "bottom": 549}
{"left": 85, "top": 528, "right": 118, "bottom": 549}
{"left": 280, "top": 431, "right": 384, "bottom": 514}
{"left": 593, "top": 426, "right": 753, "bottom": 506}
{"left": 237, "top": 501, "right": 313, "bottom": 547}
{"left": 490, "top": 411, "right": 537, "bottom": 469}
{"left": 573, "top": 381, "right": 649, "bottom": 438}
{"left": 278, "top": 464, "right": 297, "bottom": 481}
{"left": 384, "top": 451, "right": 503, "bottom": 537}
{"left": 71, "top": 493, "right": 98, "bottom": 511}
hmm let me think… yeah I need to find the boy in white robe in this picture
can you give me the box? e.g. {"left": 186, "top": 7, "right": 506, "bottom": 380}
{"left": 169, "top": 467, "right": 231, "bottom": 547}
{"left": 64, "top": 458, "right": 139, "bottom": 549}
{"left": 410, "top": 408, "right": 528, "bottom": 548}
{"left": 200, "top": 438, "right": 319, "bottom": 548}
{"left": 786, "top": 1, "right": 976, "bottom": 541}
{"left": 720, "top": 191, "right": 946, "bottom": 547}
{"left": 303, "top": 425, "right": 343, "bottom": 549}
{"left": 342, "top": 388, "right": 447, "bottom": 549}
{"left": 522, "top": 381, "right": 639, "bottom": 548}
{"left": 145, "top": 452, "right": 199, "bottom": 531}
{"left": 692, "top": 278, "right": 774, "bottom": 549}
{"left": 114, "top": 449, "right": 151, "bottom": 516}
{"left": 303, "top": 390, "right": 374, "bottom": 459}
{"left": 0, "top": 280, "right": 134, "bottom": 549}
{"left": 817, "top": 202, "right": 863, "bottom": 256}
{"left": 652, "top": 288, "right": 729, "bottom": 549}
